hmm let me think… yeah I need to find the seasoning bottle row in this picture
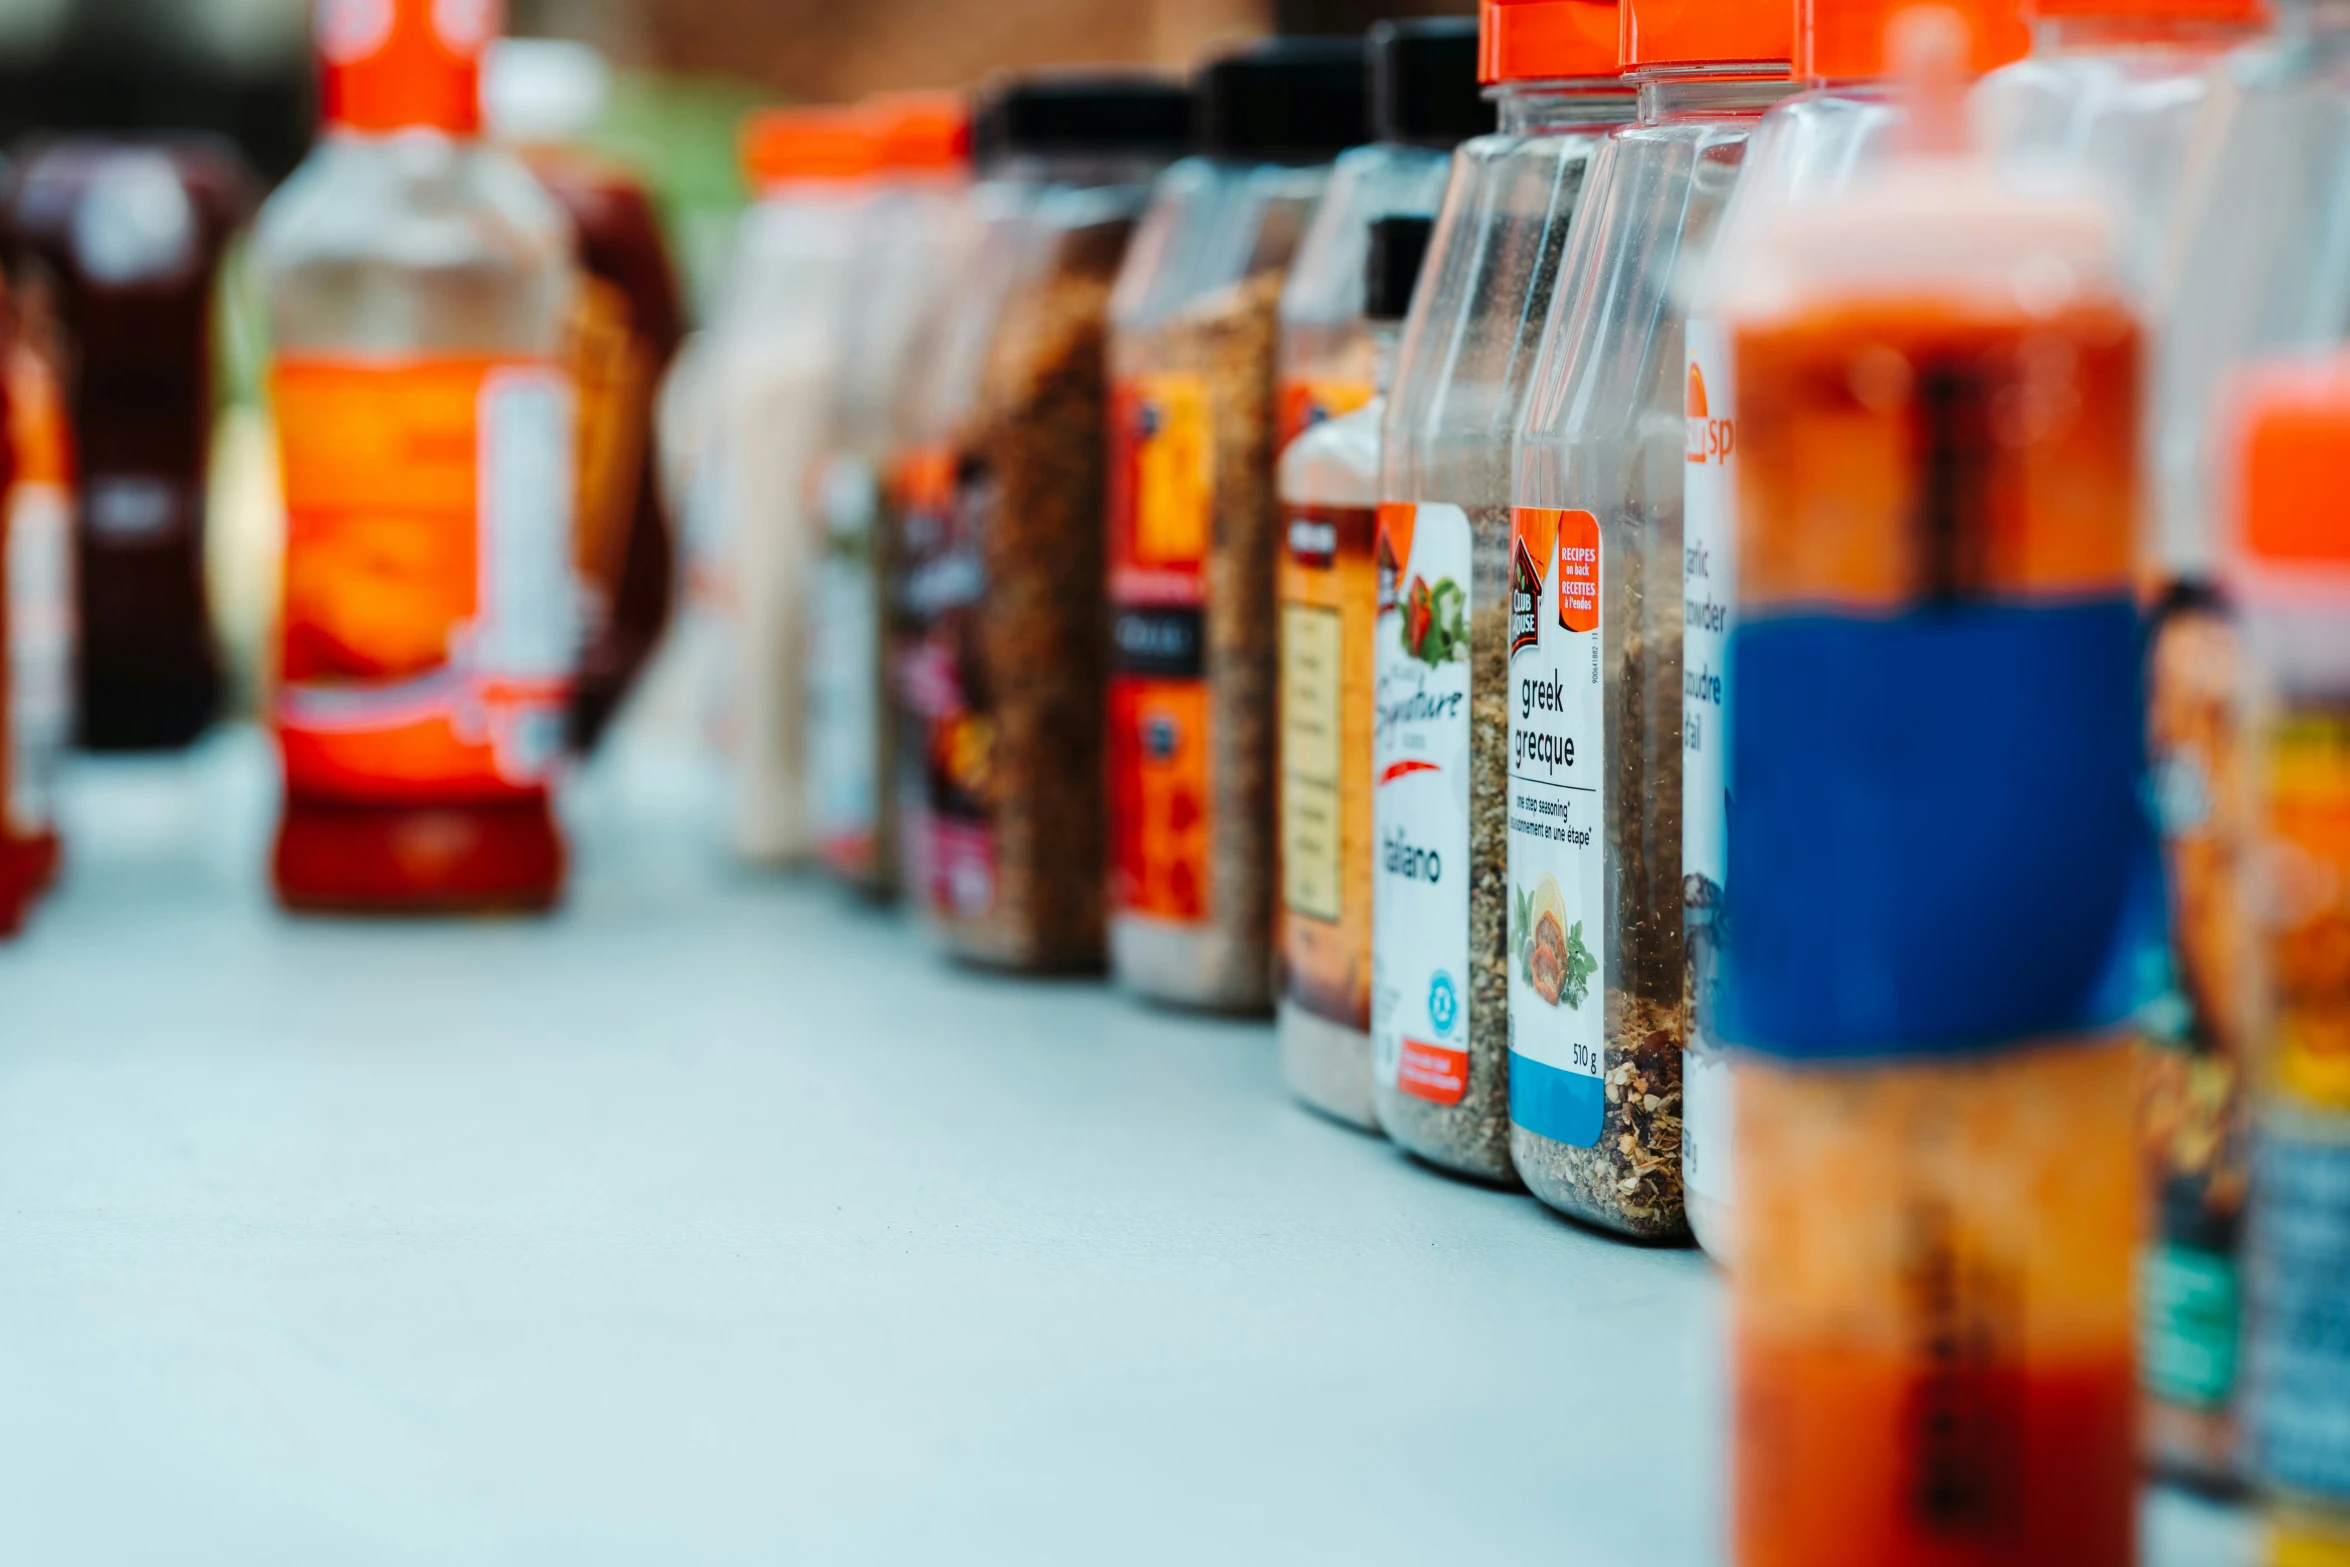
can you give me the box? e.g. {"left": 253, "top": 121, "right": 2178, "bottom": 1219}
{"left": 1717, "top": 12, "right": 2146, "bottom": 1561}
{"left": 1106, "top": 38, "right": 1368, "bottom": 1012}
{"left": 893, "top": 74, "right": 1192, "bottom": 968}
{"left": 1273, "top": 16, "right": 1486, "bottom": 1129}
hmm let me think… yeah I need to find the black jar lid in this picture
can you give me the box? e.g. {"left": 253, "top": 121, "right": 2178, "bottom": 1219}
{"left": 972, "top": 71, "right": 1194, "bottom": 165}
{"left": 1365, "top": 213, "right": 1433, "bottom": 323}
{"left": 1193, "top": 36, "right": 1371, "bottom": 163}
{"left": 1370, "top": 18, "right": 1493, "bottom": 148}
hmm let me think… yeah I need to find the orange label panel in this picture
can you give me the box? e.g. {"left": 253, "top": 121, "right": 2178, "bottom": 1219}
{"left": 1109, "top": 676, "right": 1210, "bottom": 924}
{"left": 1278, "top": 377, "right": 1375, "bottom": 450}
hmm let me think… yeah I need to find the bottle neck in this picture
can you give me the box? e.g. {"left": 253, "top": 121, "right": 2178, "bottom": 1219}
{"left": 1494, "top": 79, "right": 1640, "bottom": 134}
{"left": 1634, "top": 69, "right": 1800, "bottom": 123}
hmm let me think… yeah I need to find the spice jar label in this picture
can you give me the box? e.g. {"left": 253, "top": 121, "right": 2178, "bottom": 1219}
{"left": 1505, "top": 506, "right": 1608, "bottom": 1147}
{"left": 2248, "top": 1122, "right": 2350, "bottom": 1501}
{"left": 273, "top": 355, "right": 579, "bottom": 800}
{"left": 897, "top": 449, "right": 994, "bottom": 921}
{"left": 1682, "top": 319, "right": 1737, "bottom": 1209}
{"left": 1372, "top": 502, "right": 1476, "bottom": 1105}
{"left": 6, "top": 478, "right": 71, "bottom": 837}
{"left": 2270, "top": 714, "right": 2350, "bottom": 1111}
{"left": 1277, "top": 377, "right": 1375, "bottom": 451}
{"left": 1110, "top": 374, "right": 1213, "bottom": 585}
{"left": 810, "top": 453, "right": 883, "bottom": 880}
{"left": 1280, "top": 502, "right": 1376, "bottom": 1029}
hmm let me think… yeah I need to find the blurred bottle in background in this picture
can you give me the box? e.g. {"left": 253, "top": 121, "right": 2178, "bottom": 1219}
{"left": 3, "top": 138, "right": 251, "bottom": 752}
{"left": 5, "top": 277, "right": 74, "bottom": 897}
{"left": 486, "top": 36, "right": 686, "bottom": 754}
{"left": 255, "top": 0, "right": 581, "bottom": 913}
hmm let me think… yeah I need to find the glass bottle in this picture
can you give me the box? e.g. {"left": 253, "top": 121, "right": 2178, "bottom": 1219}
{"left": 1275, "top": 18, "right": 1482, "bottom": 1130}
{"left": 254, "top": 0, "right": 580, "bottom": 912}
{"left": 1678, "top": 0, "right": 2031, "bottom": 1261}
{"left": 2225, "top": 355, "right": 2350, "bottom": 1567}
{"left": 1721, "top": 16, "right": 2146, "bottom": 1563}
{"left": 1277, "top": 217, "right": 1432, "bottom": 1130}
{"left": 895, "top": 74, "right": 1191, "bottom": 969}
{"left": 1508, "top": 0, "right": 1797, "bottom": 1239}
{"left": 1374, "top": 0, "right": 1634, "bottom": 1181}
{"left": 1106, "top": 38, "right": 1368, "bottom": 1013}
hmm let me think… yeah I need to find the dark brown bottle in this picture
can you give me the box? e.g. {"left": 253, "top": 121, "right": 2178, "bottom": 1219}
{"left": 3, "top": 137, "right": 250, "bottom": 752}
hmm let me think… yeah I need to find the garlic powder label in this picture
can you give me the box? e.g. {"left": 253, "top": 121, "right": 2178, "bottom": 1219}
{"left": 1506, "top": 507, "right": 1607, "bottom": 1148}
{"left": 1372, "top": 503, "right": 1473, "bottom": 1106}
{"left": 1681, "top": 317, "right": 1736, "bottom": 1209}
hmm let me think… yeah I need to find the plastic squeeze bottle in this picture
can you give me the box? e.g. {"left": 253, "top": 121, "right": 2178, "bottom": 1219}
{"left": 2224, "top": 356, "right": 2350, "bottom": 1567}
{"left": 1276, "top": 215, "right": 1433, "bottom": 1131}
{"left": 1678, "top": 0, "right": 2030, "bottom": 1264}
{"left": 255, "top": 0, "right": 582, "bottom": 913}
{"left": 1719, "top": 10, "right": 2147, "bottom": 1564}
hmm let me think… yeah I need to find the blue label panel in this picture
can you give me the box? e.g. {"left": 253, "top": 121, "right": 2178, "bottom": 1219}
{"left": 1723, "top": 600, "right": 2149, "bottom": 1059}
{"left": 1510, "top": 1050, "right": 1605, "bottom": 1148}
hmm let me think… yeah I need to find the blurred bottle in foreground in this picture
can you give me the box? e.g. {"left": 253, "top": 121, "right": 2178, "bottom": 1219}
{"left": 1720, "top": 9, "right": 2147, "bottom": 1563}
{"left": 485, "top": 38, "right": 685, "bottom": 757}
{"left": 3, "top": 137, "right": 250, "bottom": 752}
{"left": 2228, "top": 356, "right": 2350, "bottom": 1567}
{"left": 254, "top": 0, "right": 581, "bottom": 913}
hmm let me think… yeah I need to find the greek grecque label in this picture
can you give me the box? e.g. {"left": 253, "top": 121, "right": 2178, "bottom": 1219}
{"left": 1506, "top": 507, "right": 1608, "bottom": 1148}
{"left": 1682, "top": 317, "right": 1736, "bottom": 1211}
{"left": 1372, "top": 502, "right": 1473, "bottom": 1105}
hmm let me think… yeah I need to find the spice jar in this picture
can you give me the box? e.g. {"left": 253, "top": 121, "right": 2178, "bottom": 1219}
{"left": 1372, "top": 0, "right": 1632, "bottom": 1181}
{"left": 1107, "top": 38, "right": 1369, "bottom": 1012}
{"left": 1678, "top": 0, "right": 2029, "bottom": 1262}
{"left": 1507, "top": 0, "right": 1795, "bottom": 1239}
{"left": 895, "top": 73, "right": 1192, "bottom": 967}
{"left": 255, "top": 0, "right": 580, "bottom": 912}
{"left": 1721, "top": 16, "right": 2146, "bottom": 1563}
{"left": 807, "top": 94, "right": 970, "bottom": 898}
{"left": 695, "top": 108, "right": 878, "bottom": 865}
{"left": 1274, "top": 21, "right": 1481, "bottom": 1130}
{"left": 2222, "top": 357, "right": 2350, "bottom": 1567}
{"left": 3, "top": 138, "right": 249, "bottom": 753}
{"left": 1276, "top": 216, "right": 1433, "bottom": 1130}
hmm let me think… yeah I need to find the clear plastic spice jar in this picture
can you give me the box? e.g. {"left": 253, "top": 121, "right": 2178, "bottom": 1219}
{"left": 895, "top": 73, "right": 1192, "bottom": 968}
{"left": 1507, "top": 0, "right": 1795, "bottom": 1238}
{"left": 1276, "top": 216, "right": 1434, "bottom": 1130}
{"left": 2226, "top": 355, "right": 2350, "bottom": 1567}
{"left": 806, "top": 95, "right": 971, "bottom": 898}
{"left": 1274, "top": 19, "right": 1482, "bottom": 1129}
{"left": 1107, "top": 38, "right": 1369, "bottom": 1012}
{"left": 1677, "top": 0, "right": 2030, "bottom": 1262}
{"left": 1371, "top": 0, "right": 1633, "bottom": 1181}
{"left": 1720, "top": 17, "right": 2147, "bottom": 1561}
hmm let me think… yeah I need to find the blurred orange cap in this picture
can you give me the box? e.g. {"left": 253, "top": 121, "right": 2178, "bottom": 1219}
{"left": 1621, "top": 0, "right": 1794, "bottom": 68}
{"left": 1804, "top": 0, "right": 2031, "bottom": 77}
{"left": 741, "top": 106, "right": 882, "bottom": 189}
{"left": 320, "top": 0, "right": 499, "bottom": 136}
{"left": 2028, "top": 0, "right": 2265, "bottom": 21}
{"left": 867, "top": 91, "right": 972, "bottom": 172}
{"left": 1481, "top": 0, "right": 1623, "bottom": 83}
{"left": 2230, "top": 355, "right": 2350, "bottom": 579}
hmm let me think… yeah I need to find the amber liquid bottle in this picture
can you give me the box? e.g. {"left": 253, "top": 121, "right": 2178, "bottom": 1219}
{"left": 3, "top": 139, "right": 247, "bottom": 752}
{"left": 254, "top": 0, "right": 579, "bottom": 912}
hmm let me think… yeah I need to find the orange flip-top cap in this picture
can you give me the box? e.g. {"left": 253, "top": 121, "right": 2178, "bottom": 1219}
{"left": 2231, "top": 354, "right": 2350, "bottom": 579}
{"left": 1480, "top": 0, "right": 1622, "bottom": 84}
{"left": 741, "top": 105, "right": 882, "bottom": 189}
{"left": 2028, "top": 0, "right": 2266, "bottom": 22}
{"left": 1804, "top": 0, "right": 2032, "bottom": 77}
{"left": 866, "top": 91, "right": 971, "bottom": 172}
{"left": 1621, "top": 0, "right": 1794, "bottom": 68}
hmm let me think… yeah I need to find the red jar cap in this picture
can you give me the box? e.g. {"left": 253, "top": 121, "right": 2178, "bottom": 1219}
{"left": 2028, "top": 0, "right": 2265, "bottom": 21}
{"left": 319, "top": 0, "right": 496, "bottom": 136}
{"left": 1804, "top": 0, "right": 2032, "bottom": 77}
{"left": 867, "top": 92, "right": 971, "bottom": 173}
{"left": 2231, "top": 355, "right": 2350, "bottom": 578}
{"left": 1620, "top": 0, "right": 1794, "bottom": 68}
{"left": 740, "top": 106, "right": 882, "bottom": 190}
{"left": 1480, "top": 0, "right": 1623, "bottom": 84}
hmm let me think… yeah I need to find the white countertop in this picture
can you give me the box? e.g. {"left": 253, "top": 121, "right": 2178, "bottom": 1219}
{"left": 0, "top": 730, "right": 2255, "bottom": 1565}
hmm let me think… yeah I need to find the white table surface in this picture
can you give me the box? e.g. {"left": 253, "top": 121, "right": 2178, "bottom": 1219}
{"left": 0, "top": 730, "right": 2255, "bottom": 1565}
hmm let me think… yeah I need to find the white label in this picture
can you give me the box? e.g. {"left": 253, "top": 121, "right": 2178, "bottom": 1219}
{"left": 1372, "top": 503, "right": 1474, "bottom": 1107}
{"left": 1682, "top": 316, "right": 1736, "bottom": 1207}
{"left": 1505, "top": 508, "right": 1609, "bottom": 1149}
{"left": 476, "top": 366, "right": 581, "bottom": 783}
{"left": 809, "top": 455, "right": 880, "bottom": 860}
{"left": 8, "top": 483, "right": 72, "bottom": 833}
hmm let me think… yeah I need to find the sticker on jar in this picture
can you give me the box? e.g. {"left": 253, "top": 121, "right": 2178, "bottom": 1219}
{"left": 1372, "top": 502, "right": 1474, "bottom": 1105}
{"left": 2270, "top": 712, "right": 2350, "bottom": 1111}
{"left": 1683, "top": 317, "right": 1737, "bottom": 1210}
{"left": 2248, "top": 1120, "right": 2350, "bottom": 1501}
{"left": 1506, "top": 506, "right": 1607, "bottom": 1148}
